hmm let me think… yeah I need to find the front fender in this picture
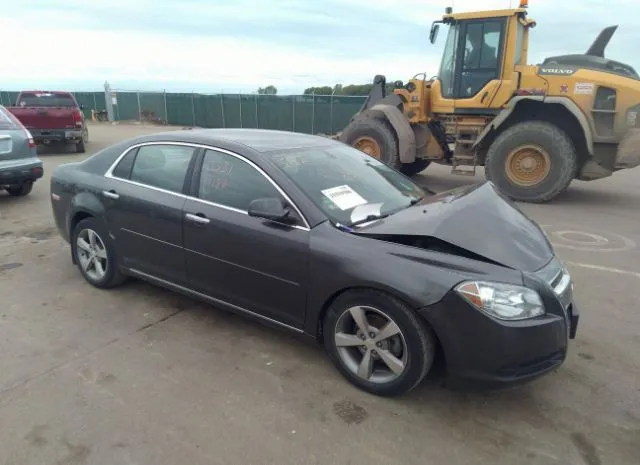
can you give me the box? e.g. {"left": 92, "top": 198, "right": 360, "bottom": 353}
{"left": 370, "top": 103, "right": 417, "bottom": 163}
{"left": 475, "top": 96, "right": 594, "bottom": 154}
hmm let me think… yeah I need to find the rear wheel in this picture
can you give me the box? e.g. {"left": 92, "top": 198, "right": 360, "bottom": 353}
{"left": 323, "top": 289, "right": 436, "bottom": 397}
{"left": 6, "top": 181, "right": 33, "bottom": 197}
{"left": 485, "top": 121, "right": 578, "bottom": 203}
{"left": 341, "top": 117, "right": 401, "bottom": 169}
{"left": 76, "top": 127, "right": 88, "bottom": 153}
{"left": 71, "top": 217, "right": 126, "bottom": 289}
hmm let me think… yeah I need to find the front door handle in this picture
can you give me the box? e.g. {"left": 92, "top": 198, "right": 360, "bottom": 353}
{"left": 102, "top": 190, "right": 119, "bottom": 199}
{"left": 185, "top": 212, "right": 210, "bottom": 225}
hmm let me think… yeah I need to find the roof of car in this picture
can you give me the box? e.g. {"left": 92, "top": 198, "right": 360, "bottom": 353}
{"left": 134, "top": 128, "right": 337, "bottom": 153}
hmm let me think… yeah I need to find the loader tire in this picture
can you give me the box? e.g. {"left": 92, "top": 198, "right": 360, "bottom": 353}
{"left": 485, "top": 121, "right": 578, "bottom": 203}
{"left": 341, "top": 117, "right": 401, "bottom": 170}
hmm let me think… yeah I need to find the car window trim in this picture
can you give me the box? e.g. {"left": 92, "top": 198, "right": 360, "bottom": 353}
{"left": 104, "top": 141, "right": 311, "bottom": 231}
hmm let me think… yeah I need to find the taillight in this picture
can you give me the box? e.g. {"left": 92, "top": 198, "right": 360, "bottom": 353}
{"left": 25, "top": 129, "right": 36, "bottom": 148}
{"left": 73, "top": 110, "right": 83, "bottom": 127}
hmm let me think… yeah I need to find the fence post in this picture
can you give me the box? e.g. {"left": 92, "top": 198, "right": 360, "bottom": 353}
{"left": 220, "top": 93, "right": 225, "bottom": 128}
{"left": 239, "top": 94, "right": 243, "bottom": 128}
{"left": 311, "top": 91, "right": 315, "bottom": 134}
{"left": 191, "top": 92, "right": 196, "bottom": 126}
{"left": 104, "top": 81, "right": 115, "bottom": 122}
{"left": 292, "top": 95, "right": 295, "bottom": 132}
{"left": 254, "top": 93, "right": 259, "bottom": 128}
{"left": 330, "top": 89, "right": 336, "bottom": 135}
{"left": 163, "top": 89, "right": 168, "bottom": 125}
{"left": 137, "top": 91, "right": 141, "bottom": 122}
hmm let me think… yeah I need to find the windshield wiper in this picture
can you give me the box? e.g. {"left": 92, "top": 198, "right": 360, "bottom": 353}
{"left": 349, "top": 213, "right": 390, "bottom": 227}
{"left": 409, "top": 196, "right": 423, "bottom": 206}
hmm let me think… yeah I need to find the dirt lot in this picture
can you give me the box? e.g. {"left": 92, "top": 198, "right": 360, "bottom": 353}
{"left": 0, "top": 122, "right": 638, "bottom": 465}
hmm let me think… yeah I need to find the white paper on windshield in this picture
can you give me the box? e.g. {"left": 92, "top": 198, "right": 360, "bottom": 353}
{"left": 321, "top": 185, "right": 367, "bottom": 211}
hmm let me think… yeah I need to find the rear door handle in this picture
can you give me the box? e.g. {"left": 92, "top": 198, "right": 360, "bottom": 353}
{"left": 102, "top": 190, "right": 119, "bottom": 199}
{"left": 185, "top": 212, "right": 210, "bottom": 225}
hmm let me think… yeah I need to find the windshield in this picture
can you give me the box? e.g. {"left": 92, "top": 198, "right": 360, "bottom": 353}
{"left": 17, "top": 92, "right": 76, "bottom": 108}
{"left": 267, "top": 144, "right": 426, "bottom": 227}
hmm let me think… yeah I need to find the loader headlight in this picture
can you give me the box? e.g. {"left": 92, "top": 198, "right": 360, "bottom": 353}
{"left": 455, "top": 281, "right": 545, "bottom": 320}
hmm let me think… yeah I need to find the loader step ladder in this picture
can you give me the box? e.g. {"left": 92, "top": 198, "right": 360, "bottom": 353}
{"left": 450, "top": 129, "right": 479, "bottom": 176}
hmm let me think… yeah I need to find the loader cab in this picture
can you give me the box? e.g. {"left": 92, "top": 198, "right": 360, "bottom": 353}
{"left": 430, "top": 7, "right": 533, "bottom": 113}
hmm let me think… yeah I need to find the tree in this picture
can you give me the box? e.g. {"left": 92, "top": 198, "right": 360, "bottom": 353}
{"left": 303, "top": 86, "right": 333, "bottom": 95}
{"left": 257, "top": 85, "right": 277, "bottom": 95}
{"left": 303, "top": 81, "right": 400, "bottom": 96}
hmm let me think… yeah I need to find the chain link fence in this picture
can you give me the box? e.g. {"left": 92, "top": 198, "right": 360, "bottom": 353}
{"left": 0, "top": 89, "right": 366, "bottom": 135}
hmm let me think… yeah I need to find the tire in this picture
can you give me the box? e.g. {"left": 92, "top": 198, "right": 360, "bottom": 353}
{"left": 71, "top": 217, "right": 127, "bottom": 289}
{"left": 323, "top": 289, "right": 436, "bottom": 397}
{"left": 340, "top": 117, "right": 401, "bottom": 169}
{"left": 7, "top": 181, "right": 33, "bottom": 197}
{"left": 400, "top": 159, "right": 431, "bottom": 177}
{"left": 76, "top": 127, "right": 88, "bottom": 153}
{"left": 484, "top": 121, "right": 578, "bottom": 203}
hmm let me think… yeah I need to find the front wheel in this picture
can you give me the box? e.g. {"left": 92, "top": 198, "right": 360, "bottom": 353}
{"left": 323, "top": 289, "right": 436, "bottom": 397}
{"left": 340, "top": 117, "right": 401, "bottom": 169}
{"left": 484, "top": 121, "right": 578, "bottom": 203}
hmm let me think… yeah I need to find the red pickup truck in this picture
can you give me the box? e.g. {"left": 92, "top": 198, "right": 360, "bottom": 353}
{"left": 7, "top": 90, "right": 89, "bottom": 153}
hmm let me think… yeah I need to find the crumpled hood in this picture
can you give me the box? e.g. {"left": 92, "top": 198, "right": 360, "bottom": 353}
{"left": 352, "top": 182, "right": 554, "bottom": 272}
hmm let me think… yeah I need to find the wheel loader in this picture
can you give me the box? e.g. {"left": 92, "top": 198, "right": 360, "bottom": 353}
{"left": 337, "top": 0, "right": 640, "bottom": 203}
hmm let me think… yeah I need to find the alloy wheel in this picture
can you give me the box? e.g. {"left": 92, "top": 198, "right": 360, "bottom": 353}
{"left": 76, "top": 228, "right": 109, "bottom": 282}
{"left": 334, "top": 305, "right": 408, "bottom": 384}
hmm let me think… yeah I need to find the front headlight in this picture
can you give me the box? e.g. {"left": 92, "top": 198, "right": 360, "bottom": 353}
{"left": 455, "top": 281, "right": 545, "bottom": 320}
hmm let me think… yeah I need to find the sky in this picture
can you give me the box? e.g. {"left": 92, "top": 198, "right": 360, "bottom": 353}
{"left": 2, "top": 0, "right": 639, "bottom": 94}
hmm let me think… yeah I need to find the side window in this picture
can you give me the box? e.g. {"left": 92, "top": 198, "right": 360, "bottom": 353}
{"left": 129, "top": 144, "right": 195, "bottom": 193}
{"left": 198, "top": 149, "right": 287, "bottom": 212}
{"left": 111, "top": 148, "right": 137, "bottom": 179}
{"left": 459, "top": 20, "right": 503, "bottom": 98}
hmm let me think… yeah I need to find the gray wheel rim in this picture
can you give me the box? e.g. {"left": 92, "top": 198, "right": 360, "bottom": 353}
{"left": 76, "top": 228, "right": 108, "bottom": 281}
{"left": 334, "top": 305, "right": 408, "bottom": 384}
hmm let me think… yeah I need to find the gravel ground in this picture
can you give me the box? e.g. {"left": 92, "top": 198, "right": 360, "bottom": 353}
{"left": 0, "top": 122, "right": 638, "bottom": 465}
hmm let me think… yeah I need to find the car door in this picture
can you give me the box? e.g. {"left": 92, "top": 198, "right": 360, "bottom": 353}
{"left": 182, "top": 147, "right": 310, "bottom": 329}
{"left": 103, "top": 142, "right": 198, "bottom": 285}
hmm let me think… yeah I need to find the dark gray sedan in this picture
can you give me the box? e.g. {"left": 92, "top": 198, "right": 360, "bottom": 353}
{"left": 0, "top": 105, "right": 43, "bottom": 196}
{"left": 50, "top": 128, "right": 579, "bottom": 396}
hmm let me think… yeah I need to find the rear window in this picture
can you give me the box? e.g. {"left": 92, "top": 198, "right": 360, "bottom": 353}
{"left": 0, "top": 106, "right": 19, "bottom": 129}
{"left": 16, "top": 92, "right": 76, "bottom": 108}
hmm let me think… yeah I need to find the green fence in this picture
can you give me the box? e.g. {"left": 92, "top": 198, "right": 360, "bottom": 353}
{"left": 0, "top": 89, "right": 366, "bottom": 135}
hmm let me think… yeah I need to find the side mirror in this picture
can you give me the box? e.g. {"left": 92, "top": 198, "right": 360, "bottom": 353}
{"left": 429, "top": 23, "right": 440, "bottom": 44}
{"left": 248, "top": 197, "right": 294, "bottom": 223}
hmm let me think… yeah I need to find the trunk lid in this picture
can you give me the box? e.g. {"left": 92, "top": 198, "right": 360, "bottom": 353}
{"left": 351, "top": 182, "right": 554, "bottom": 272}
